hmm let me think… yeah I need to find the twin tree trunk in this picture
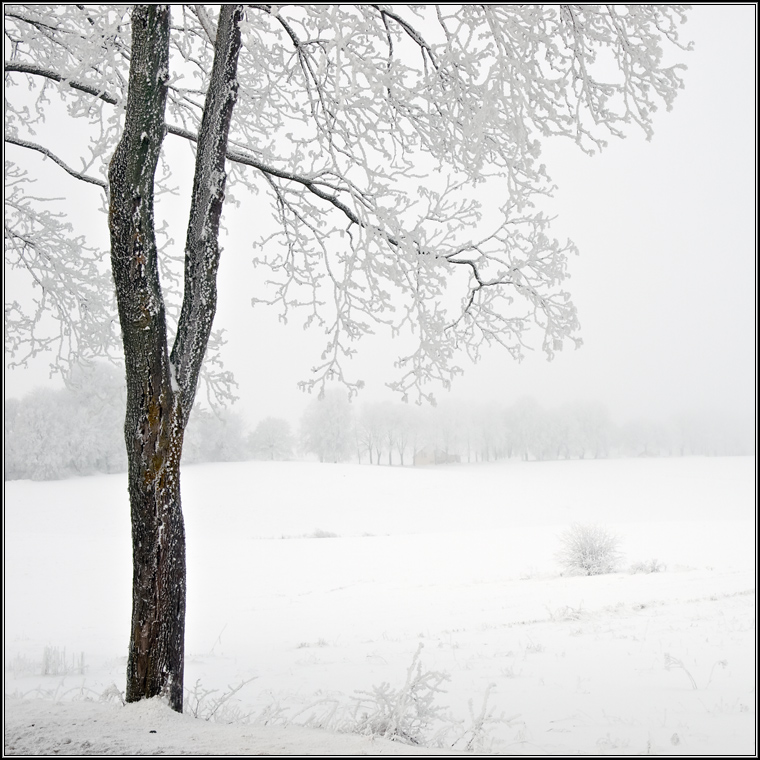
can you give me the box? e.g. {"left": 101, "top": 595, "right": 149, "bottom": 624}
{"left": 108, "top": 5, "right": 243, "bottom": 712}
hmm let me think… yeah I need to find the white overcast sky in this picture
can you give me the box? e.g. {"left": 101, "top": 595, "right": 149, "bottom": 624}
{"left": 4, "top": 4, "right": 757, "bottom": 432}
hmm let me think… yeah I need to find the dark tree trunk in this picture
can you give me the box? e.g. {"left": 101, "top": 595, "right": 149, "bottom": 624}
{"left": 108, "top": 5, "right": 243, "bottom": 713}
{"left": 108, "top": 5, "right": 184, "bottom": 711}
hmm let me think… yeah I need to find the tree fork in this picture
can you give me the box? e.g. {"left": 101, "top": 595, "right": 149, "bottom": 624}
{"left": 108, "top": 4, "right": 244, "bottom": 712}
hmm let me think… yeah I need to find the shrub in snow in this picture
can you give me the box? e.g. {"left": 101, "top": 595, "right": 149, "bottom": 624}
{"left": 556, "top": 523, "right": 622, "bottom": 576}
{"left": 630, "top": 558, "right": 666, "bottom": 574}
{"left": 310, "top": 528, "right": 339, "bottom": 539}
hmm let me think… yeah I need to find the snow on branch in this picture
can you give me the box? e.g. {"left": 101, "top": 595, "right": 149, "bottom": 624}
{"left": 4, "top": 4, "right": 691, "bottom": 402}
{"left": 5, "top": 135, "right": 108, "bottom": 190}
{"left": 3, "top": 61, "right": 120, "bottom": 105}
{"left": 4, "top": 164, "right": 118, "bottom": 377}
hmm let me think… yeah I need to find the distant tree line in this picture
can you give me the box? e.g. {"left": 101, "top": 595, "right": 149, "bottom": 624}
{"left": 298, "top": 389, "right": 753, "bottom": 465}
{"left": 5, "top": 369, "right": 752, "bottom": 481}
{"left": 5, "top": 363, "right": 126, "bottom": 480}
{"left": 5, "top": 363, "right": 251, "bottom": 480}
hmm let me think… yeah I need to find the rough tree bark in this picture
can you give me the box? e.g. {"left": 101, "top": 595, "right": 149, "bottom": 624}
{"left": 107, "top": 4, "right": 243, "bottom": 712}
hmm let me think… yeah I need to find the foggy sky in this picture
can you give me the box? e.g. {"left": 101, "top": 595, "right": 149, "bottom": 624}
{"left": 4, "top": 5, "right": 756, "bottom": 436}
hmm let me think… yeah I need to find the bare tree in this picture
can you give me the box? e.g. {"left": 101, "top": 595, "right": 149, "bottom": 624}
{"left": 357, "top": 403, "right": 385, "bottom": 465}
{"left": 183, "top": 406, "right": 249, "bottom": 464}
{"left": 300, "top": 388, "right": 354, "bottom": 463}
{"left": 390, "top": 404, "right": 414, "bottom": 466}
{"left": 4, "top": 5, "right": 690, "bottom": 709}
{"left": 248, "top": 417, "right": 294, "bottom": 461}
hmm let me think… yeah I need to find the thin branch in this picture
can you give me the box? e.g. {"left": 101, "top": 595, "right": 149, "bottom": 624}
{"left": 369, "top": 5, "right": 439, "bottom": 69}
{"left": 191, "top": 5, "right": 217, "bottom": 44}
{"left": 5, "top": 135, "right": 108, "bottom": 190}
{"left": 4, "top": 61, "right": 119, "bottom": 105}
{"left": 166, "top": 125, "right": 365, "bottom": 230}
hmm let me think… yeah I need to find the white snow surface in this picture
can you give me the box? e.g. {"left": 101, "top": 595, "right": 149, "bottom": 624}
{"left": 4, "top": 456, "right": 756, "bottom": 755}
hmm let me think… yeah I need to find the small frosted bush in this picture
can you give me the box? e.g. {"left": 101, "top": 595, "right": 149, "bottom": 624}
{"left": 556, "top": 523, "right": 622, "bottom": 576}
{"left": 630, "top": 558, "right": 666, "bottom": 574}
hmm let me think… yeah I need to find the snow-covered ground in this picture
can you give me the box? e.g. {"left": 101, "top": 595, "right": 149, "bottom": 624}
{"left": 4, "top": 456, "right": 756, "bottom": 755}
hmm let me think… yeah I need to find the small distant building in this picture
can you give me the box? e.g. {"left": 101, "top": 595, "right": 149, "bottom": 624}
{"left": 413, "top": 446, "right": 461, "bottom": 466}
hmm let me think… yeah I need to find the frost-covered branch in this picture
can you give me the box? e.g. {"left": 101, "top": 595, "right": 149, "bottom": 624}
{"left": 5, "top": 3, "right": 691, "bottom": 403}
{"left": 4, "top": 163, "right": 118, "bottom": 376}
{"left": 3, "top": 60, "right": 120, "bottom": 105}
{"left": 5, "top": 135, "right": 108, "bottom": 190}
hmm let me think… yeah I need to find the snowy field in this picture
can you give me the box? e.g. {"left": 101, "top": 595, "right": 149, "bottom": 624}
{"left": 4, "top": 456, "right": 756, "bottom": 755}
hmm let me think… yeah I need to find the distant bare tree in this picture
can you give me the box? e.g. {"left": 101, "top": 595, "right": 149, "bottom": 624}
{"left": 300, "top": 389, "right": 354, "bottom": 464}
{"left": 183, "top": 407, "right": 248, "bottom": 464}
{"left": 390, "top": 405, "right": 414, "bottom": 467}
{"left": 357, "top": 404, "right": 385, "bottom": 465}
{"left": 248, "top": 417, "right": 294, "bottom": 461}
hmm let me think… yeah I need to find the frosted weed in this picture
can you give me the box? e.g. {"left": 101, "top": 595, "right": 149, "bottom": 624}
{"left": 663, "top": 653, "right": 697, "bottom": 690}
{"left": 42, "top": 646, "right": 86, "bottom": 676}
{"left": 184, "top": 676, "right": 258, "bottom": 723}
{"left": 271, "top": 645, "right": 517, "bottom": 751}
